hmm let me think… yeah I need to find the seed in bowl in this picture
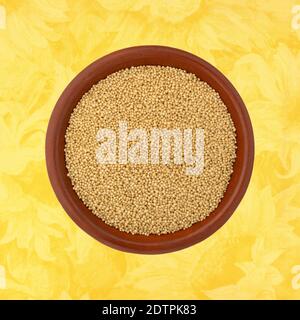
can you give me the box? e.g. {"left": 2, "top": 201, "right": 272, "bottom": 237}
{"left": 65, "top": 65, "right": 237, "bottom": 235}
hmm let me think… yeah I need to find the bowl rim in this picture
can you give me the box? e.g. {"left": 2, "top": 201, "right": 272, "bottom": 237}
{"left": 46, "top": 45, "right": 254, "bottom": 254}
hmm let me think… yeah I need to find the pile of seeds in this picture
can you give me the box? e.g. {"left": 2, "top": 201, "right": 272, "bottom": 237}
{"left": 65, "top": 66, "right": 236, "bottom": 235}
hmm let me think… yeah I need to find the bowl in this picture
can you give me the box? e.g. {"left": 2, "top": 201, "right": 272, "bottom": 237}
{"left": 46, "top": 45, "right": 254, "bottom": 254}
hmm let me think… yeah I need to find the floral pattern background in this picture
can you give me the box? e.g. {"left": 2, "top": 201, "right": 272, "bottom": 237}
{"left": 0, "top": 0, "right": 300, "bottom": 300}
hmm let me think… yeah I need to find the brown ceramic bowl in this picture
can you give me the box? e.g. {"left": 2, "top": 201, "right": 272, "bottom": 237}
{"left": 46, "top": 45, "right": 254, "bottom": 254}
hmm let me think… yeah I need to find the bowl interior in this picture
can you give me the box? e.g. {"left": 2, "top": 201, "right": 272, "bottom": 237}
{"left": 46, "top": 46, "right": 254, "bottom": 254}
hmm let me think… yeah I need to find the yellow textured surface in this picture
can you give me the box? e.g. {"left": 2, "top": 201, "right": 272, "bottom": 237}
{"left": 0, "top": 0, "right": 300, "bottom": 300}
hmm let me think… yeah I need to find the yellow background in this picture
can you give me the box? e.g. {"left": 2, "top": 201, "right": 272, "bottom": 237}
{"left": 0, "top": 0, "right": 300, "bottom": 300}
